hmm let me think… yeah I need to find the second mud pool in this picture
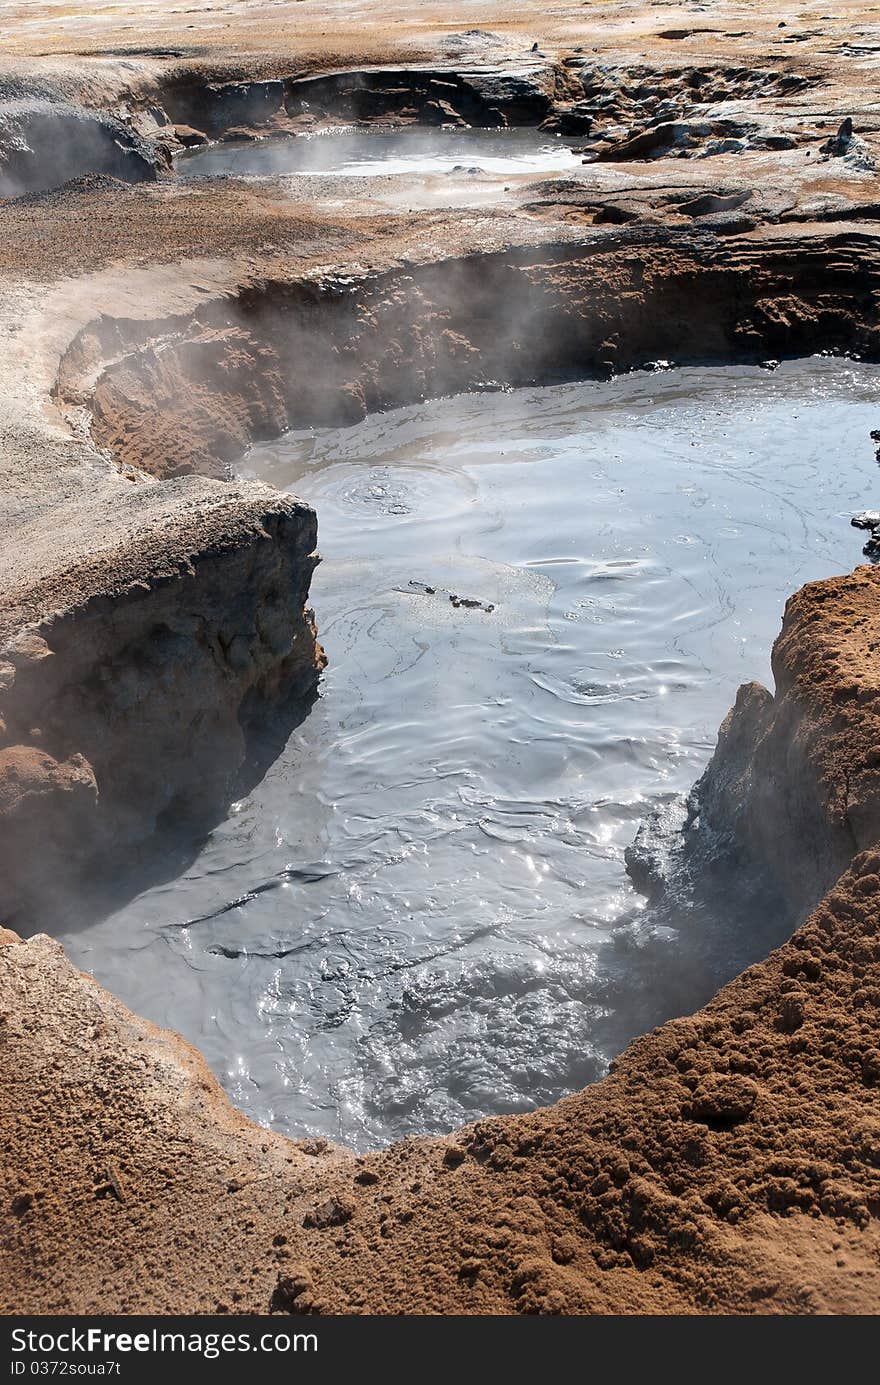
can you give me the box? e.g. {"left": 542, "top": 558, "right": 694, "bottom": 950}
{"left": 176, "top": 126, "right": 583, "bottom": 180}
{"left": 174, "top": 126, "right": 584, "bottom": 207}
{"left": 62, "top": 359, "right": 880, "bottom": 1150}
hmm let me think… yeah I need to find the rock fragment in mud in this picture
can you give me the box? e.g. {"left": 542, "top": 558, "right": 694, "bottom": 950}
{"left": 821, "top": 118, "right": 854, "bottom": 157}
{"left": 442, "top": 1143, "right": 468, "bottom": 1168}
{"left": 694, "top": 209, "right": 756, "bottom": 236}
{"left": 590, "top": 118, "right": 753, "bottom": 163}
{"left": 676, "top": 190, "right": 753, "bottom": 218}
{"left": 406, "top": 579, "right": 495, "bottom": 612}
{"left": 852, "top": 511, "right": 880, "bottom": 560}
{"left": 624, "top": 795, "right": 689, "bottom": 902}
{"left": 173, "top": 125, "right": 209, "bottom": 148}
{"left": 269, "top": 1267, "right": 313, "bottom": 1313}
{"left": 819, "top": 118, "right": 875, "bottom": 170}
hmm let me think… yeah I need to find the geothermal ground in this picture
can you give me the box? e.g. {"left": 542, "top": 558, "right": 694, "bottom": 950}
{"left": 2, "top": 1, "right": 880, "bottom": 1315}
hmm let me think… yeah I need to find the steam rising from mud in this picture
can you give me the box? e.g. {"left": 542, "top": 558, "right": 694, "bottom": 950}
{"left": 0, "top": 100, "right": 160, "bottom": 199}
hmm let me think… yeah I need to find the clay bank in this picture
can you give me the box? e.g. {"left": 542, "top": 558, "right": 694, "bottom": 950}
{"left": 1, "top": 1, "right": 880, "bottom": 1315}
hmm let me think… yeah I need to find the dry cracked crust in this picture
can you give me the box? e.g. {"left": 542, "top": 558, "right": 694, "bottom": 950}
{"left": 1, "top": 0, "right": 880, "bottom": 1315}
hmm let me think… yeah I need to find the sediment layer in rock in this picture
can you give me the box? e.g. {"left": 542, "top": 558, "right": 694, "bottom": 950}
{"left": 79, "top": 233, "right": 880, "bottom": 483}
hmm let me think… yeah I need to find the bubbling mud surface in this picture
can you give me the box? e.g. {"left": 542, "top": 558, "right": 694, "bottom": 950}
{"left": 62, "top": 359, "right": 880, "bottom": 1151}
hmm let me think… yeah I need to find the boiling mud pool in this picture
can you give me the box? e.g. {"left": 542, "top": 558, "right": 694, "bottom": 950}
{"left": 175, "top": 125, "right": 583, "bottom": 180}
{"left": 63, "top": 360, "right": 880, "bottom": 1150}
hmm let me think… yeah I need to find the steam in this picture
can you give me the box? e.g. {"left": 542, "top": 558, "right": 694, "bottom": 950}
{"left": 0, "top": 99, "right": 159, "bottom": 200}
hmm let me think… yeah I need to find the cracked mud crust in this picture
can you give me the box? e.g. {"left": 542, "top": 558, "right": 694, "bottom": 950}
{"left": 1, "top": 0, "right": 880, "bottom": 1315}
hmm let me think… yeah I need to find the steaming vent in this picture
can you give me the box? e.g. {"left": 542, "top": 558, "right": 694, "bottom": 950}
{"left": 0, "top": 99, "right": 164, "bottom": 199}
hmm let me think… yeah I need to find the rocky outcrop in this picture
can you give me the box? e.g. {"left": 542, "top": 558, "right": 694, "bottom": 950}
{"left": 162, "top": 64, "right": 562, "bottom": 135}
{"left": 159, "top": 58, "right": 817, "bottom": 142}
{"left": 693, "top": 566, "right": 880, "bottom": 923}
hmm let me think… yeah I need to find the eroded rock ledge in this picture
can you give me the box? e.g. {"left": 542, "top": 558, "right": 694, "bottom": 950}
{"left": 74, "top": 232, "right": 880, "bottom": 485}
{"left": 695, "top": 566, "right": 880, "bottom": 922}
{"left": 0, "top": 497, "right": 320, "bottom": 924}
